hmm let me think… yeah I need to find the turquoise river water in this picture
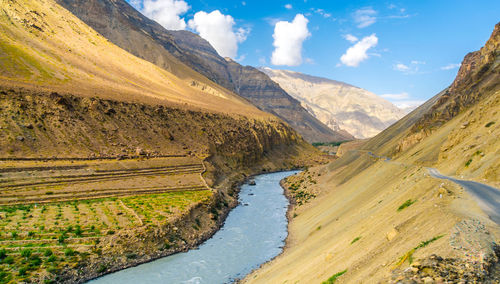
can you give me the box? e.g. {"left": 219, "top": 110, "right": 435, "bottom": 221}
{"left": 89, "top": 170, "right": 299, "bottom": 284}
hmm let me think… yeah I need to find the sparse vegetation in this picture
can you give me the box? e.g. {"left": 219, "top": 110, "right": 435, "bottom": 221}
{"left": 397, "top": 199, "right": 416, "bottom": 212}
{"left": 287, "top": 173, "right": 317, "bottom": 205}
{"left": 465, "top": 159, "right": 473, "bottom": 167}
{"left": 97, "top": 264, "right": 107, "bottom": 273}
{"left": 312, "top": 141, "right": 350, "bottom": 147}
{"left": 64, "top": 248, "right": 75, "bottom": 256}
{"left": 351, "top": 236, "right": 361, "bottom": 244}
{"left": 485, "top": 121, "right": 495, "bottom": 127}
{"left": 322, "top": 269, "right": 347, "bottom": 284}
{"left": 395, "top": 235, "right": 444, "bottom": 267}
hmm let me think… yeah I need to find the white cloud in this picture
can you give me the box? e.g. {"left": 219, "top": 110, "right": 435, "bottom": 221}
{"left": 285, "top": 4, "right": 293, "bottom": 10}
{"left": 394, "top": 63, "right": 410, "bottom": 72}
{"left": 340, "top": 34, "right": 378, "bottom": 67}
{"left": 271, "top": 14, "right": 311, "bottom": 66}
{"left": 188, "top": 10, "right": 249, "bottom": 58}
{"left": 381, "top": 92, "right": 409, "bottom": 100}
{"left": 394, "top": 60, "right": 425, "bottom": 74}
{"left": 235, "top": 54, "right": 247, "bottom": 62}
{"left": 441, "top": 63, "right": 461, "bottom": 70}
{"left": 343, "top": 34, "right": 358, "bottom": 43}
{"left": 380, "top": 91, "right": 424, "bottom": 112}
{"left": 129, "top": 0, "right": 142, "bottom": 9}
{"left": 311, "top": 8, "right": 332, "bottom": 18}
{"left": 305, "top": 58, "right": 315, "bottom": 64}
{"left": 394, "top": 100, "right": 425, "bottom": 112}
{"left": 353, "top": 8, "right": 377, "bottom": 28}
{"left": 142, "top": 0, "right": 190, "bottom": 30}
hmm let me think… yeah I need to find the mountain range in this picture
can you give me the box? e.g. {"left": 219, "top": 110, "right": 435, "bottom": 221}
{"left": 261, "top": 68, "right": 406, "bottom": 139}
{"left": 54, "top": 0, "right": 353, "bottom": 143}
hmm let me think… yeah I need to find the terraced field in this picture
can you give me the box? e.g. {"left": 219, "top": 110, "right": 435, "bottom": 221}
{"left": 0, "top": 156, "right": 213, "bottom": 283}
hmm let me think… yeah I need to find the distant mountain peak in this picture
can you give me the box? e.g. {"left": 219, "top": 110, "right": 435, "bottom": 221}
{"left": 261, "top": 68, "right": 406, "bottom": 139}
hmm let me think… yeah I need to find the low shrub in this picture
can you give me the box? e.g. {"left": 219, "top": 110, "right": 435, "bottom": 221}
{"left": 322, "top": 269, "right": 347, "bottom": 284}
{"left": 397, "top": 199, "right": 416, "bottom": 211}
{"left": 351, "top": 236, "right": 361, "bottom": 244}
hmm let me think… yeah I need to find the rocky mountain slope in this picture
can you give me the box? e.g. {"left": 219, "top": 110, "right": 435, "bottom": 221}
{"left": 244, "top": 23, "right": 500, "bottom": 283}
{"left": 398, "top": 23, "right": 500, "bottom": 152}
{"left": 0, "top": 0, "right": 261, "bottom": 117}
{"left": 261, "top": 68, "right": 406, "bottom": 139}
{"left": 54, "top": 0, "right": 352, "bottom": 143}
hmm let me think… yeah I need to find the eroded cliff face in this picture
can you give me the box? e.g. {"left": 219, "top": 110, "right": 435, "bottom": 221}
{"left": 54, "top": 0, "right": 351, "bottom": 143}
{"left": 0, "top": 88, "right": 314, "bottom": 169}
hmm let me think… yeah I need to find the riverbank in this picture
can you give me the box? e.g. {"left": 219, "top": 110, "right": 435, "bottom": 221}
{"left": 53, "top": 147, "right": 326, "bottom": 283}
{"left": 89, "top": 171, "right": 299, "bottom": 283}
{"left": 0, "top": 86, "right": 329, "bottom": 283}
{"left": 243, "top": 153, "right": 500, "bottom": 283}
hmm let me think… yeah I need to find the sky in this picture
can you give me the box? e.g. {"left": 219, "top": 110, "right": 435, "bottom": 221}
{"left": 127, "top": 0, "right": 499, "bottom": 109}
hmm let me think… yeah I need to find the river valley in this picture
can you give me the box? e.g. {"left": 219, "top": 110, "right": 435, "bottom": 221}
{"left": 89, "top": 171, "right": 300, "bottom": 284}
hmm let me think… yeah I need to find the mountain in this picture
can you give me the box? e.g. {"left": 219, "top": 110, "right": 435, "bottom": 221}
{"left": 0, "top": 0, "right": 259, "bottom": 117}
{"left": 245, "top": 23, "right": 500, "bottom": 283}
{"left": 261, "top": 68, "right": 406, "bottom": 139}
{"left": 54, "top": 0, "right": 353, "bottom": 143}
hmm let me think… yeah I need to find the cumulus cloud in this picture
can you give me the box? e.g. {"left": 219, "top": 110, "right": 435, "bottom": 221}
{"left": 188, "top": 10, "right": 249, "bottom": 58}
{"left": 381, "top": 92, "right": 409, "bottom": 100}
{"left": 142, "top": 0, "right": 190, "bottom": 30}
{"left": 285, "top": 4, "right": 292, "bottom": 10}
{"left": 340, "top": 34, "right": 378, "bottom": 67}
{"left": 343, "top": 34, "right": 358, "bottom": 43}
{"left": 271, "top": 14, "right": 311, "bottom": 66}
{"left": 441, "top": 63, "right": 461, "bottom": 70}
{"left": 353, "top": 8, "right": 377, "bottom": 28}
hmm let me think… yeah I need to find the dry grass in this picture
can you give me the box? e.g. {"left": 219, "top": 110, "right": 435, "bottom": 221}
{"left": 0, "top": 0, "right": 268, "bottom": 118}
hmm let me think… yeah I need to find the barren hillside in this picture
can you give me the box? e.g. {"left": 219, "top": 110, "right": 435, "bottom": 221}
{"left": 54, "top": 0, "right": 353, "bottom": 143}
{"left": 245, "top": 22, "right": 500, "bottom": 284}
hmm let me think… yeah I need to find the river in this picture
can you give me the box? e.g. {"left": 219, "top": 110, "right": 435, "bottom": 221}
{"left": 89, "top": 170, "right": 300, "bottom": 284}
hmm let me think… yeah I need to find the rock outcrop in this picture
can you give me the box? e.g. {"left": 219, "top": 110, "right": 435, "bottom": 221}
{"left": 261, "top": 68, "right": 405, "bottom": 139}
{"left": 409, "top": 22, "right": 500, "bottom": 135}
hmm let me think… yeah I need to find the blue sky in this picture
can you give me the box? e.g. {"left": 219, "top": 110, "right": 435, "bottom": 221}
{"left": 127, "top": 0, "right": 499, "bottom": 109}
